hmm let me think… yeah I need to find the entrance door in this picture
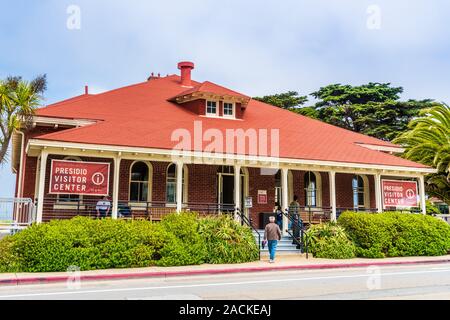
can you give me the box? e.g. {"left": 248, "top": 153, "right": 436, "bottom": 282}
{"left": 219, "top": 175, "right": 234, "bottom": 206}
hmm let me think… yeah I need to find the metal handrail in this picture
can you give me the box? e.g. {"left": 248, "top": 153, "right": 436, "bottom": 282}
{"left": 236, "top": 207, "right": 261, "bottom": 260}
{"left": 282, "top": 208, "right": 309, "bottom": 258}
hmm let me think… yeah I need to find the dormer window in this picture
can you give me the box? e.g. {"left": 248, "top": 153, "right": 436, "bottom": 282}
{"left": 206, "top": 101, "right": 218, "bottom": 116}
{"left": 223, "top": 102, "right": 234, "bottom": 117}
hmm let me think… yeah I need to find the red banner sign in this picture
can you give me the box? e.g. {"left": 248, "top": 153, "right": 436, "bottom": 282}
{"left": 49, "top": 160, "right": 110, "bottom": 196}
{"left": 382, "top": 179, "right": 418, "bottom": 208}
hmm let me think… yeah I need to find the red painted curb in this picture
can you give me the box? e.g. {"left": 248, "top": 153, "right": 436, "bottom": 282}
{"left": 2, "top": 258, "right": 450, "bottom": 286}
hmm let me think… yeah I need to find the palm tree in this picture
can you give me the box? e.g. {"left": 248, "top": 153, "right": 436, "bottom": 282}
{"left": 0, "top": 75, "right": 46, "bottom": 164}
{"left": 394, "top": 103, "right": 450, "bottom": 205}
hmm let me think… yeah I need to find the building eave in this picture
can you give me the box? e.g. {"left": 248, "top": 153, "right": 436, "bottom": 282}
{"left": 26, "top": 138, "right": 437, "bottom": 176}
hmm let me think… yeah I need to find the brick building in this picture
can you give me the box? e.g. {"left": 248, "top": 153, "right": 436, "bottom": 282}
{"left": 10, "top": 62, "right": 434, "bottom": 228}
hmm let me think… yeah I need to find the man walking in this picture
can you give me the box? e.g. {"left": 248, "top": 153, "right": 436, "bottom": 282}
{"left": 264, "top": 216, "right": 282, "bottom": 263}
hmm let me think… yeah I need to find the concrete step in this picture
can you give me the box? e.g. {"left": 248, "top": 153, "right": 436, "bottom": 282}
{"left": 260, "top": 251, "right": 306, "bottom": 257}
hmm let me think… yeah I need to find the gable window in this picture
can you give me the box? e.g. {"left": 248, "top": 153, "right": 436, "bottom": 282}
{"left": 223, "top": 102, "right": 234, "bottom": 117}
{"left": 129, "top": 161, "right": 150, "bottom": 202}
{"left": 206, "top": 101, "right": 217, "bottom": 116}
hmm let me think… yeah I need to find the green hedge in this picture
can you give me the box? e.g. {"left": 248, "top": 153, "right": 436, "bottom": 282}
{"left": 0, "top": 213, "right": 259, "bottom": 272}
{"left": 338, "top": 211, "right": 450, "bottom": 258}
{"left": 199, "top": 215, "right": 259, "bottom": 263}
{"left": 305, "top": 223, "right": 356, "bottom": 259}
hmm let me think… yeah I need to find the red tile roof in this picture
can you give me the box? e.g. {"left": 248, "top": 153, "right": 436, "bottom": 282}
{"left": 34, "top": 74, "right": 428, "bottom": 169}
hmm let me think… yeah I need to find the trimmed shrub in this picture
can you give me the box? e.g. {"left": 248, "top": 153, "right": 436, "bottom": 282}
{"left": 338, "top": 211, "right": 450, "bottom": 258}
{"left": 0, "top": 212, "right": 259, "bottom": 272}
{"left": 0, "top": 236, "right": 21, "bottom": 273}
{"left": 7, "top": 217, "right": 171, "bottom": 272}
{"left": 305, "top": 223, "right": 356, "bottom": 259}
{"left": 199, "top": 215, "right": 259, "bottom": 264}
{"left": 157, "top": 212, "right": 208, "bottom": 266}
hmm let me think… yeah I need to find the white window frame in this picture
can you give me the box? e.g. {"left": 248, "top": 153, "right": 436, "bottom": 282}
{"left": 223, "top": 102, "right": 235, "bottom": 118}
{"left": 304, "top": 171, "right": 322, "bottom": 208}
{"left": 166, "top": 163, "right": 188, "bottom": 207}
{"left": 352, "top": 174, "right": 370, "bottom": 209}
{"left": 205, "top": 100, "right": 218, "bottom": 117}
{"left": 128, "top": 161, "right": 153, "bottom": 208}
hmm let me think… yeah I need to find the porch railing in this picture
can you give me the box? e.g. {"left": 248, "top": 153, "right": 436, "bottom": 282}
{"left": 0, "top": 198, "right": 36, "bottom": 232}
{"left": 37, "top": 198, "right": 236, "bottom": 222}
{"left": 283, "top": 208, "right": 309, "bottom": 258}
{"left": 295, "top": 206, "right": 332, "bottom": 225}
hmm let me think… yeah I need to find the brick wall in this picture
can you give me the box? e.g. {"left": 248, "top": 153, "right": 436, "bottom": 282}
{"left": 247, "top": 168, "right": 277, "bottom": 226}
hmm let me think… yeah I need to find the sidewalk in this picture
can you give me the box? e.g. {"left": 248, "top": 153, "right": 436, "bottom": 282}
{"left": 1, "top": 255, "right": 450, "bottom": 286}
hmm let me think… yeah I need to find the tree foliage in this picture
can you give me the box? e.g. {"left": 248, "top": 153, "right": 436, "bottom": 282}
{"left": 394, "top": 103, "right": 450, "bottom": 204}
{"left": 309, "top": 83, "right": 437, "bottom": 141}
{"left": 253, "top": 91, "right": 308, "bottom": 110}
{"left": 0, "top": 74, "right": 46, "bottom": 164}
{"left": 254, "top": 83, "right": 438, "bottom": 141}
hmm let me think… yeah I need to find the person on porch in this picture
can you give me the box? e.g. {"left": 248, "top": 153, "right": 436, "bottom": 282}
{"left": 96, "top": 195, "right": 111, "bottom": 219}
{"left": 288, "top": 195, "right": 300, "bottom": 230}
{"left": 264, "top": 216, "right": 282, "bottom": 263}
{"left": 273, "top": 202, "right": 283, "bottom": 230}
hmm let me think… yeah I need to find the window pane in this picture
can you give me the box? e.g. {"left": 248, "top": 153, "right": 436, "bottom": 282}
{"left": 59, "top": 194, "right": 80, "bottom": 202}
{"left": 224, "top": 103, "right": 233, "bottom": 115}
{"left": 130, "top": 182, "right": 139, "bottom": 201}
{"left": 358, "top": 192, "right": 365, "bottom": 206}
{"left": 207, "top": 101, "right": 217, "bottom": 114}
{"left": 353, "top": 193, "right": 359, "bottom": 208}
{"left": 167, "top": 164, "right": 176, "bottom": 177}
{"left": 140, "top": 182, "right": 148, "bottom": 202}
{"left": 131, "top": 162, "right": 148, "bottom": 181}
{"left": 166, "top": 182, "right": 176, "bottom": 203}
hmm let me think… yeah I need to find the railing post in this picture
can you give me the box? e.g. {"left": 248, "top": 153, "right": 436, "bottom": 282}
{"left": 176, "top": 161, "right": 183, "bottom": 213}
{"left": 329, "top": 171, "right": 337, "bottom": 222}
{"left": 281, "top": 168, "right": 289, "bottom": 236}
{"left": 374, "top": 172, "right": 382, "bottom": 213}
{"left": 36, "top": 150, "right": 48, "bottom": 224}
{"left": 111, "top": 155, "right": 121, "bottom": 219}
{"left": 419, "top": 175, "right": 427, "bottom": 215}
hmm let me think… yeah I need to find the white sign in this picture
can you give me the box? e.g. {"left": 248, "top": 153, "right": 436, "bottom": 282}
{"left": 244, "top": 197, "right": 253, "bottom": 208}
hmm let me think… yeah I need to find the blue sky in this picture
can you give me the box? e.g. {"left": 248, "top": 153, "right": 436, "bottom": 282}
{"left": 1, "top": 0, "right": 450, "bottom": 197}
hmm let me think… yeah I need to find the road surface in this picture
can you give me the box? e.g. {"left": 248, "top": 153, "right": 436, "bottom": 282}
{"left": 1, "top": 263, "right": 450, "bottom": 300}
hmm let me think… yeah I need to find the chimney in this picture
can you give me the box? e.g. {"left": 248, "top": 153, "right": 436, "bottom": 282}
{"left": 178, "top": 61, "right": 194, "bottom": 87}
{"left": 85, "top": 85, "right": 89, "bottom": 95}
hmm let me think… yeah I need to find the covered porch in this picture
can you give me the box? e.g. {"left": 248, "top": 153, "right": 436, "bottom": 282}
{"left": 25, "top": 140, "right": 432, "bottom": 229}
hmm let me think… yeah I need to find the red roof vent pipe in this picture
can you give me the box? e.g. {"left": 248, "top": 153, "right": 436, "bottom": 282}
{"left": 178, "top": 61, "right": 194, "bottom": 87}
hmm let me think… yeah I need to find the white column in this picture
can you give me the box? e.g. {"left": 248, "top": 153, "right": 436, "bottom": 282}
{"left": 329, "top": 171, "right": 337, "bottom": 222}
{"left": 419, "top": 175, "right": 427, "bottom": 215}
{"left": 281, "top": 168, "right": 289, "bottom": 234}
{"left": 234, "top": 164, "right": 241, "bottom": 211}
{"left": 176, "top": 162, "right": 184, "bottom": 213}
{"left": 36, "top": 150, "right": 48, "bottom": 224}
{"left": 111, "top": 156, "right": 121, "bottom": 219}
{"left": 374, "top": 173, "right": 382, "bottom": 213}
